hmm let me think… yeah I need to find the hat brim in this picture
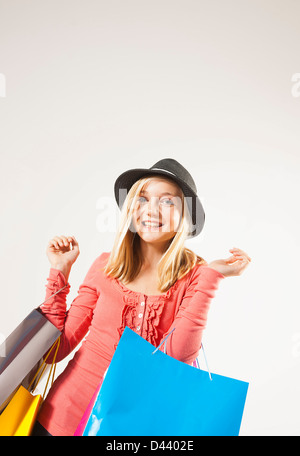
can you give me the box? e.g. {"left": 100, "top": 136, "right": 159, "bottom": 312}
{"left": 114, "top": 168, "right": 205, "bottom": 238}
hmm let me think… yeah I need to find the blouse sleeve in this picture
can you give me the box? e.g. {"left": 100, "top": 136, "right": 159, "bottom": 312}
{"left": 161, "top": 265, "right": 225, "bottom": 365}
{"left": 39, "top": 255, "right": 102, "bottom": 363}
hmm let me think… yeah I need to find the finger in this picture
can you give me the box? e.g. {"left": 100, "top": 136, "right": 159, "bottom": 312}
{"left": 66, "top": 236, "right": 77, "bottom": 248}
{"left": 232, "top": 256, "right": 251, "bottom": 266}
{"left": 50, "top": 237, "right": 64, "bottom": 249}
{"left": 53, "top": 236, "right": 66, "bottom": 248}
{"left": 53, "top": 235, "right": 70, "bottom": 248}
{"left": 230, "top": 253, "right": 246, "bottom": 260}
{"left": 60, "top": 235, "right": 70, "bottom": 247}
{"left": 69, "top": 236, "right": 78, "bottom": 245}
{"left": 230, "top": 248, "right": 251, "bottom": 262}
{"left": 225, "top": 255, "right": 239, "bottom": 263}
{"left": 237, "top": 254, "right": 251, "bottom": 262}
{"left": 67, "top": 236, "right": 78, "bottom": 250}
{"left": 231, "top": 249, "right": 251, "bottom": 262}
{"left": 230, "top": 248, "right": 247, "bottom": 255}
{"left": 235, "top": 259, "right": 251, "bottom": 273}
{"left": 66, "top": 236, "right": 73, "bottom": 249}
{"left": 49, "top": 239, "right": 60, "bottom": 249}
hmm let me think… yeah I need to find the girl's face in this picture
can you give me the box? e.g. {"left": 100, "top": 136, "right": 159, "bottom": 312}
{"left": 132, "top": 177, "right": 183, "bottom": 244}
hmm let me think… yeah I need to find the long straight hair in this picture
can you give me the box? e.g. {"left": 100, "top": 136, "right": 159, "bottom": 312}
{"left": 103, "top": 175, "right": 206, "bottom": 292}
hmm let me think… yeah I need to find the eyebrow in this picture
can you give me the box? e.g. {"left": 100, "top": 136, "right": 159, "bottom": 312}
{"left": 140, "top": 190, "right": 178, "bottom": 197}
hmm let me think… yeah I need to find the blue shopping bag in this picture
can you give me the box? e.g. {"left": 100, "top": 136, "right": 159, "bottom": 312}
{"left": 83, "top": 327, "right": 249, "bottom": 436}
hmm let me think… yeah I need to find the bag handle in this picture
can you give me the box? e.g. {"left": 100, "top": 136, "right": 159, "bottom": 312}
{"left": 152, "top": 328, "right": 175, "bottom": 355}
{"left": 28, "top": 336, "right": 61, "bottom": 400}
{"left": 152, "top": 328, "right": 212, "bottom": 381}
{"left": 37, "top": 285, "right": 68, "bottom": 310}
{"left": 196, "top": 343, "right": 212, "bottom": 381}
{"left": 27, "top": 284, "right": 67, "bottom": 398}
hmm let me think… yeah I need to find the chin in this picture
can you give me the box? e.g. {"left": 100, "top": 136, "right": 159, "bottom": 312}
{"left": 137, "top": 229, "right": 175, "bottom": 243}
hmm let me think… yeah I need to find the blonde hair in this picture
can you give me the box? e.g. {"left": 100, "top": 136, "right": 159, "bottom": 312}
{"left": 103, "top": 175, "right": 206, "bottom": 292}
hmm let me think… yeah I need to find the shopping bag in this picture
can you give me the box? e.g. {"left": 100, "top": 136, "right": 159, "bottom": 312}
{"left": 0, "top": 386, "right": 42, "bottom": 437}
{"left": 73, "top": 380, "right": 103, "bottom": 436}
{"left": 83, "top": 327, "right": 249, "bottom": 436}
{"left": 0, "top": 337, "right": 60, "bottom": 436}
{"left": 0, "top": 286, "right": 65, "bottom": 411}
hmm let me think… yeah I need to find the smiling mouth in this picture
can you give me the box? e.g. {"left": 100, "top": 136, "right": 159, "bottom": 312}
{"left": 141, "top": 221, "right": 164, "bottom": 228}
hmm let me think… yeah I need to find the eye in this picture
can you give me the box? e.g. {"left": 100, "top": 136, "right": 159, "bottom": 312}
{"left": 137, "top": 196, "right": 147, "bottom": 204}
{"left": 161, "top": 198, "right": 174, "bottom": 206}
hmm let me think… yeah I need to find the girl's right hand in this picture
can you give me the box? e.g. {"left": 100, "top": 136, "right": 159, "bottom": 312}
{"left": 46, "top": 235, "right": 80, "bottom": 269}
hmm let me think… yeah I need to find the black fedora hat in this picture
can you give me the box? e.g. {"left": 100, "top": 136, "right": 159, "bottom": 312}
{"left": 114, "top": 158, "right": 205, "bottom": 238}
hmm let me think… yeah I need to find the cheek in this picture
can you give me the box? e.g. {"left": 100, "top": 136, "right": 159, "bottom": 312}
{"left": 164, "top": 208, "right": 181, "bottom": 228}
{"left": 173, "top": 212, "right": 181, "bottom": 229}
{"left": 132, "top": 206, "right": 146, "bottom": 229}
{"left": 133, "top": 205, "right": 144, "bottom": 223}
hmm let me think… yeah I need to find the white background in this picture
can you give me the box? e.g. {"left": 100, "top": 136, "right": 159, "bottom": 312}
{"left": 0, "top": 0, "right": 300, "bottom": 435}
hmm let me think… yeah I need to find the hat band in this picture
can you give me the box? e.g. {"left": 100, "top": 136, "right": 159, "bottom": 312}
{"left": 150, "top": 167, "right": 177, "bottom": 177}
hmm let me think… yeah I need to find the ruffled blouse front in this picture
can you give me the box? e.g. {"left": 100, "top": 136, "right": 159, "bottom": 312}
{"left": 37, "top": 251, "right": 224, "bottom": 436}
{"left": 111, "top": 276, "right": 180, "bottom": 349}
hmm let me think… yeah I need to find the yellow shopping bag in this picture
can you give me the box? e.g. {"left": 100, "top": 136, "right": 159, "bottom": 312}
{"left": 0, "top": 337, "right": 60, "bottom": 436}
{"left": 0, "top": 385, "right": 42, "bottom": 436}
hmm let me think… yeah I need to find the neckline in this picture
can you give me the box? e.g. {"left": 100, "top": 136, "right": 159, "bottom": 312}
{"left": 113, "top": 277, "right": 178, "bottom": 299}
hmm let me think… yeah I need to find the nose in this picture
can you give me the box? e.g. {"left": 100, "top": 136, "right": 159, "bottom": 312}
{"left": 146, "top": 197, "right": 160, "bottom": 218}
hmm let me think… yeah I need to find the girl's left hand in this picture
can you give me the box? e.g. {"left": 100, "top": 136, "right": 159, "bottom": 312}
{"left": 207, "top": 248, "right": 251, "bottom": 277}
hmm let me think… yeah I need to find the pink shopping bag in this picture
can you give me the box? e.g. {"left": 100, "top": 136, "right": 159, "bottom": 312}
{"left": 73, "top": 380, "right": 103, "bottom": 436}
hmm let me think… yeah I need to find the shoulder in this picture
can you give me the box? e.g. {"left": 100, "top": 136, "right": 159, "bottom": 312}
{"left": 95, "top": 251, "right": 111, "bottom": 268}
{"left": 86, "top": 251, "right": 111, "bottom": 275}
{"left": 98, "top": 251, "right": 111, "bottom": 265}
{"left": 185, "top": 262, "right": 207, "bottom": 286}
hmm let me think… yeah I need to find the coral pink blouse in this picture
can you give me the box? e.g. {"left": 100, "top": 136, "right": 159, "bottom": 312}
{"left": 37, "top": 251, "right": 224, "bottom": 436}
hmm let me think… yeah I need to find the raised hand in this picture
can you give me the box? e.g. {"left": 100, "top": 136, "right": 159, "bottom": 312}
{"left": 46, "top": 235, "right": 80, "bottom": 281}
{"left": 207, "top": 247, "right": 251, "bottom": 277}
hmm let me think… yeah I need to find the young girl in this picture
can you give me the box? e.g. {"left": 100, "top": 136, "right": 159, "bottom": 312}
{"left": 32, "top": 158, "right": 251, "bottom": 436}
